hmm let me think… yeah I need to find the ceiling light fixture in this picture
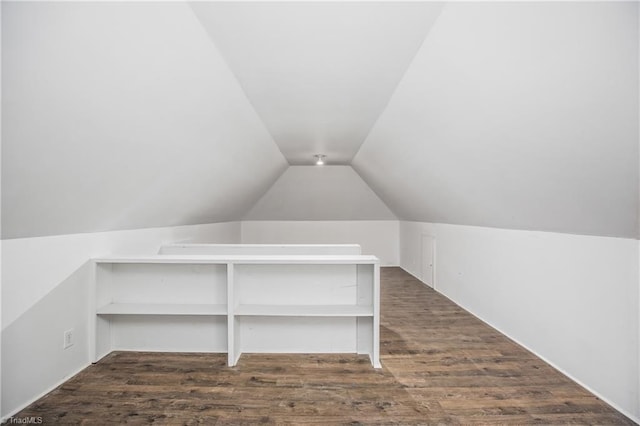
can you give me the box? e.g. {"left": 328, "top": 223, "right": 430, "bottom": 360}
{"left": 314, "top": 154, "right": 326, "bottom": 166}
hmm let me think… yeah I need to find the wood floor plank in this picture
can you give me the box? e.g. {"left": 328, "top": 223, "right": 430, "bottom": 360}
{"left": 8, "top": 267, "right": 635, "bottom": 424}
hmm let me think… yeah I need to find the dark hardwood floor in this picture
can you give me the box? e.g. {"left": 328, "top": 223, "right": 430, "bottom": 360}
{"left": 10, "top": 267, "right": 634, "bottom": 424}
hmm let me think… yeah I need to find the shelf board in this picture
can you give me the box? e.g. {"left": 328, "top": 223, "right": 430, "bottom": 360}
{"left": 234, "top": 304, "right": 373, "bottom": 317}
{"left": 96, "top": 303, "right": 227, "bottom": 316}
{"left": 93, "top": 254, "right": 379, "bottom": 265}
{"left": 161, "top": 244, "right": 362, "bottom": 249}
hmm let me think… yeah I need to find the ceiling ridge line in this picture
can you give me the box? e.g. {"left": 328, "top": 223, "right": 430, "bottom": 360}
{"left": 351, "top": 2, "right": 448, "bottom": 164}
{"left": 185, "top": 1, "right": 288, "bottom": 164}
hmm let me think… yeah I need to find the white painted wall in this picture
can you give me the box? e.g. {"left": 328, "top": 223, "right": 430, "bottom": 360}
{"left": 400, "top": 221, "right": 640, "bottom": 422}
{"left": 241, "top": 221, "right": 399, "bottom": 267}
{"left": 637, "top": 6, "right": 640, "bottom": 409}
{"left": 245, "top": 166, "right": 397, "bottom": 221}
{"left": 0, "top": 1, "right": 3, "bottom": 412}
{"left": 355, "top": 2, "right": 639, "bottom": 238}
{"left": 2, "top": 2, "right": 287, "bottom": 239}
{"left": 1, "top": 221, "right": 240, "bottom": 419}
{"left": 3, "top": 217, "right": 638, "bottom": 420}
{"left": 2, "top": 222, "right": 240, "bottom": 329}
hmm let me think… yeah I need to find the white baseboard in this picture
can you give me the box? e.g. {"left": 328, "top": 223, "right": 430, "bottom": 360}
{"left": 398, "top": 266, "right": 639, "bottom": 424}
{"left": 397, "top": 265, "right": 433, "bottom": 289}
{"left": 462, "top": 300, "right": 639, "bottom": 423}
{"left": 1, "top": 362, "right": 91, "bottom": 423}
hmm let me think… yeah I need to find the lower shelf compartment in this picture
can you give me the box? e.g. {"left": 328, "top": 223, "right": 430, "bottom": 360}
{"left": 234, "top": 316, "right": 361, "bottom": 354}
{"left": 100, "top": 315, "right": 228, "bottom": 355}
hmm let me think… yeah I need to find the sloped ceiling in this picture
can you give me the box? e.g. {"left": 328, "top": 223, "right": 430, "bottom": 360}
{"left": 2, "top": 2, "right": 287, "bottom": 239}
{"left": 2, "top": 2, "right": 638, "bottom": 240}
{"left": 190, "top": 1, "right": 444, "bottom": 165}
{"left": 245, "top": 166, "right": 396, "bottom": 220}
{"left": 354, "top": 2, "right": 639, "bottom": 238}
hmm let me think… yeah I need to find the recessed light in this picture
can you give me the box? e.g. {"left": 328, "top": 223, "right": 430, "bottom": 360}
{"left": 314, "top": 154, "right": 326, "bottom": 166}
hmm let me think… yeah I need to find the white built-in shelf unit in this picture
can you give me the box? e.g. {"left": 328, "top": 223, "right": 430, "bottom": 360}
{"left": 90, "top": 244, "right": 381, "bottom": 368}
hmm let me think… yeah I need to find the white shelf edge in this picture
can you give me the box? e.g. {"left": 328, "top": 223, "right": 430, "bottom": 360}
{"left": 160, "top": 244, "right": 362, "bottom": 248}
{"left": 234, "top": 304, "right": 374, "bottom": 317}
{"left": 93, "top": 254, "right": 379, "bottom": 265}
{"left": 96, "top": 303, "right": 227, "bottom": 316}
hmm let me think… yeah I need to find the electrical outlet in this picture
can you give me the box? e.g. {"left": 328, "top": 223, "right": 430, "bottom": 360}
{"left": 63, "top": 329, "right": 74, "bottom": 349}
